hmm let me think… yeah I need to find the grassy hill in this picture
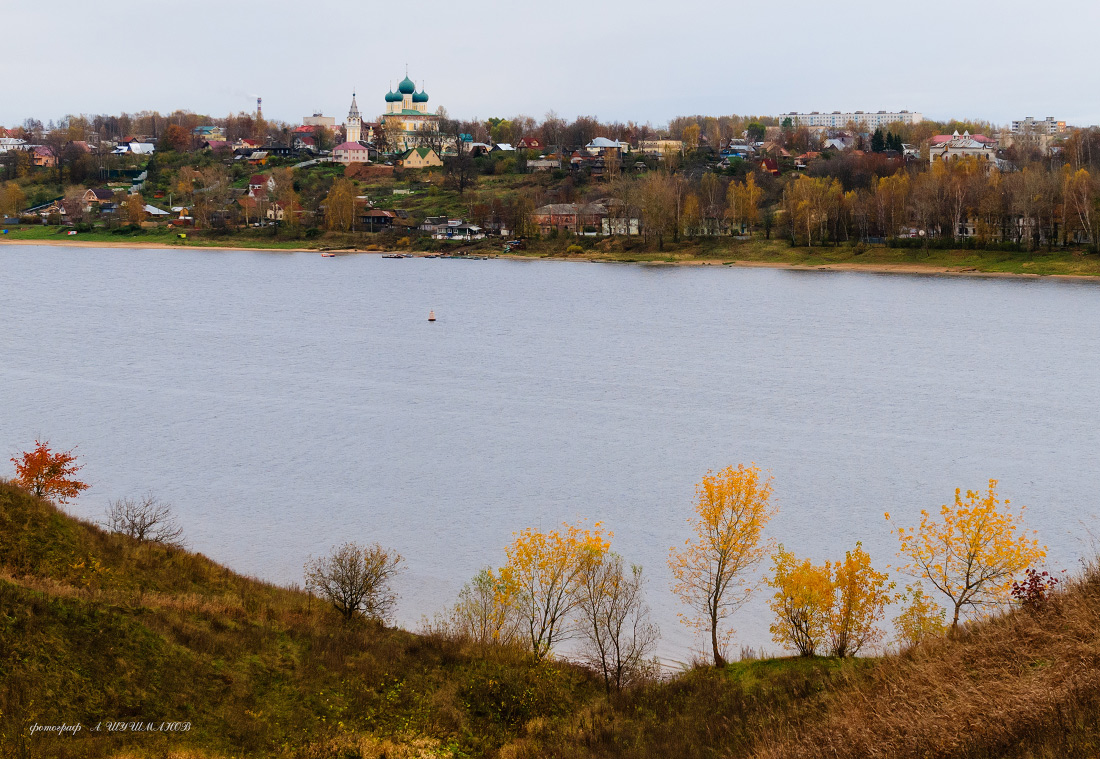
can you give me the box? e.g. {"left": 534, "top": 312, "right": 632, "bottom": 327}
{"left": 3, "top": 479, "right": 1099, "bottom": 758}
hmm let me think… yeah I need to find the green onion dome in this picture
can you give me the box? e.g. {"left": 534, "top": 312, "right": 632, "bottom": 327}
{"left": 398, "top": 76, "right": 417, "bottom": 95}
{"left": 385, "top": 90, "right": 401, "bottom": 103}
{"left": 412, "top": 89, "right": 429, "bottom": 103}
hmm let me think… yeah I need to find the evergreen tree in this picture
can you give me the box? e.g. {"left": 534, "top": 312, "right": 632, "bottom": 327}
{"left": 871, "top": 128, "right": 886, "bottom": 153}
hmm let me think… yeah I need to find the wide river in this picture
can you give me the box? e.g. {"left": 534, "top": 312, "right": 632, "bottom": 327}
{"left": 3, "top": 244, "right": 1099, "bottom": 660}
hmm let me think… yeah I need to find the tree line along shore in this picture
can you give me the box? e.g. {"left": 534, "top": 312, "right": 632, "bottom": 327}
{"left": 2, "top": 113, "right": 1099, "bottom": 280}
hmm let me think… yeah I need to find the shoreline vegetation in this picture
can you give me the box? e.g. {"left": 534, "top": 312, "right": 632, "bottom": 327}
{"left": 4, "top": 472, "right": 1100, "bottom": 758}
{"left": 5, "top": 229, "right": 1100, "bottom": 281}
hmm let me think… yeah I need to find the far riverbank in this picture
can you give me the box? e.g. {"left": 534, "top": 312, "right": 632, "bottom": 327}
{"left": 4, "top": 233, "right": 1100, "bottom": 281}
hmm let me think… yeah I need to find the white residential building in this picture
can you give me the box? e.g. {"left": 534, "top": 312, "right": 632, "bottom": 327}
{"left": 780, "top": 111, "right": 923, "bottom": 129}
{"left": 0, "top": 137, "right": 28, "bottom": 152}
{"left": 1011, "top": 116, "right": 1066, "bottom": 135}
{"left": 332, "top": 141, "right": 370, "bottom": 164}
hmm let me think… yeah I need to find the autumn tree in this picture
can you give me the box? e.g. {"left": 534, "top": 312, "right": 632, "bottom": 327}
{"left": 727, "top": 172, "right": 762, "bottom": 233}
{"left": 378, "top": 119, "right": 404, "bottom": 154}
{"left": 669, "top": 464, "right": 778, "bottom": 667}
{"left": 768, "top": 543, "right": 892, "bottom": 657}
{"left": 699, "top": 172, "right": 726, "bottom": 235}
{"left": 889, "top": 480, "right": 1045, "bottom": 633}
{"left": 272, "top": 167, "right": 300, "bottom": 233}
{"left": 1064, "top": 167, "right": 1098, "bottom": 251}
{"left": 576, "top": 554, "right": 660, "bottom": 693}
{"left": 892, "top": 584, "right": 947, "bottom": 648}
{"left": 499, "top": 521, "right": 611, "bottom": 661}
{"left": 636, "top": 172, "right": 676, "bottom": 249}
{"left": 323, "top": 177, "right": 356, "bottom": 232}
{"left": 10, "top": 440, "right": 89, "bottom": 505}
{"left": 161, "top": 123, "right": 190, "bottom": 152}
{"left": 827, "top": 543, "right": 894, "bottom": 657}
{"left": 125, "top": 193, "right": 146, "bottom": 224}
{"left": 1, "top": 181, "right": 26, "bottom": 216}
{"left": 304, "top": 542, "right": 404, "bottom": 622}
{"left": 870, "top": 172, "right": 910, "bottom": 238}
{"left": 682, "top": 124, "right": 701, "bottom": 152}
{"left": 680, "top": 192, "right": 701, "bottom": 238}
{"left": 782, "top": 175, "right": 844, "bottom": 246}
{"left": 436, "top": 567, "right": 521, "bottom": 646}
{"left": 767, "top": 547, "right": 830, "bottom": 656}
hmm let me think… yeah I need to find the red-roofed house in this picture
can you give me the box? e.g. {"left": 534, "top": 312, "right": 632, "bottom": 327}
{"left": 756, "top": 158, "right": 780, "bottom": 176}
{"left": 333, "top": 141, "right": 370, "bottom": 165}
{"left": 33, "top": 146, "right": 56, "bottom": 167}
{"left": 516, "top": 136, "right": 543, "bottom": 151}
{"left": 248, "top": 174, "right": 275, "bottom": 197}
{"left": 794, "top": 151, "right": 821, "bottom": 169}
{"left": 928, "top": 131, "right": 998, "bottom": 164}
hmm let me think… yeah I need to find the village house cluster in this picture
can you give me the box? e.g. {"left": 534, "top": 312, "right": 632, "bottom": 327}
{"left": 0, "top": 87, "right": 1089, "bottom": 245}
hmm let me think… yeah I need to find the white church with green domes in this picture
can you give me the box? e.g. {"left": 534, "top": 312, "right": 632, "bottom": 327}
{"left": 378, "top": 73, "right": 440, "bottom": 152}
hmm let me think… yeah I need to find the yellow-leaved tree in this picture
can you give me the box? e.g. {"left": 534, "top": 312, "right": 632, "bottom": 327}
{"left": 323, "top": 177, "right": 357, "bottom": 232}
{"left": 499, "top": 521, "right": 611, "bottom": 661}
{"left": 669, "top": 464, "right": 777, "bottom": 667}
{"left": 827, "top": 543, "right": 894, "bottom": 657}
{"left": 727, "top": 172, "right": 762, "bottom": 234}
{"left": 767, "top": 543, "right": 893, "bottom": 657}
{"left": 892, "top": 584, "right": 947, "bottom": 648}
{"left": 889, "top": 480, "right": 1045, "bottom": 633}
{"left": 767, "top": 547, "right": 831, "bottom": 657}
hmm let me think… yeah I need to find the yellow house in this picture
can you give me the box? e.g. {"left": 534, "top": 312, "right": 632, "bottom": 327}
{"left": 397, "top": 146, "right": 442, "bottom": 169}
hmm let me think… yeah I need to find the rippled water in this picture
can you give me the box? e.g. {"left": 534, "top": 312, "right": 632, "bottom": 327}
{"left": 3, "top": 244, "right": 1099, "bottom": 659}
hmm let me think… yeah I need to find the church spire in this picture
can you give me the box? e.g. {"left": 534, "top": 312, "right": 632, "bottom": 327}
{"left": 346, "top": 92, "right": 362, "bottom": 144}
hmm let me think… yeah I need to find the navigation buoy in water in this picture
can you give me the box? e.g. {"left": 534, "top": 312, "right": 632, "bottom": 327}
{"left": 428, "top": 310, "right": 436, "bottom": 322}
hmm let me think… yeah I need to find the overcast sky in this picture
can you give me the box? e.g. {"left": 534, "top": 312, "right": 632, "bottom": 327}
{"left": 5, "top": 0, "right": 1098, "bottom": 129}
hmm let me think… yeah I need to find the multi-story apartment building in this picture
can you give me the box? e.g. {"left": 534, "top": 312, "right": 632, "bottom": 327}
{"left": 779, "top": 110, "right": 923, "bottom": 129}
{"left": 1011, "top": 116, "right": 1066, "bottom": 135}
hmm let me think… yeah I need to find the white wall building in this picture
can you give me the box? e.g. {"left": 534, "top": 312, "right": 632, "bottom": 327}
{"left": 928, "top": 131, "right": 998, "bottom": 164}
{"left": 1011, "top": 116, "right": 1065, "bottom": 135}
{"left": 303, "top": 113, "right": 337, "bottom": 131}
{"left": 779, "top": 111, "right": 923, "bottom": 129}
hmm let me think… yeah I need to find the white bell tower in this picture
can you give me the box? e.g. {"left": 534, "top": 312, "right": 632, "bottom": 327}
{"left": 346, "top": 93, "right": 362, "bottom": 144}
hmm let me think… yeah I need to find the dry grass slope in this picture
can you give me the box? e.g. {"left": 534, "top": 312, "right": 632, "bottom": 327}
{"left": 755, "top": 570, "right": 1100, "bottom": 759}
{"left": 2, "top": 477, "right": 1099, "bottom": 758}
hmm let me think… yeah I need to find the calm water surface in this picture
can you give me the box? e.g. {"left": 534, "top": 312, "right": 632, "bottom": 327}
{"left": 3, "top": 245, "right": 1099, "bottom": 658}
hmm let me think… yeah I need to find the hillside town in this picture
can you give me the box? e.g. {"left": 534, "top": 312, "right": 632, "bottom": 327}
{"left": 1, "top": 76, "right": 1098, "bottom": 252}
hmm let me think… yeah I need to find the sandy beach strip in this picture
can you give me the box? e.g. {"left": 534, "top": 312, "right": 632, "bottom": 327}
{"left": 4, "top": 238, "right": 1099, "bottom": 281}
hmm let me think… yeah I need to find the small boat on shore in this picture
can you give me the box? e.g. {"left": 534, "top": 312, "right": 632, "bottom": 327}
{"left": 320, "top": 252, "right": 336, "bottom": 257}
{"left": 382, "top": 253, "right": 405, "bottom": 259}
{"left": 428, "top": 310, "right": 436, "bottom": 322}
